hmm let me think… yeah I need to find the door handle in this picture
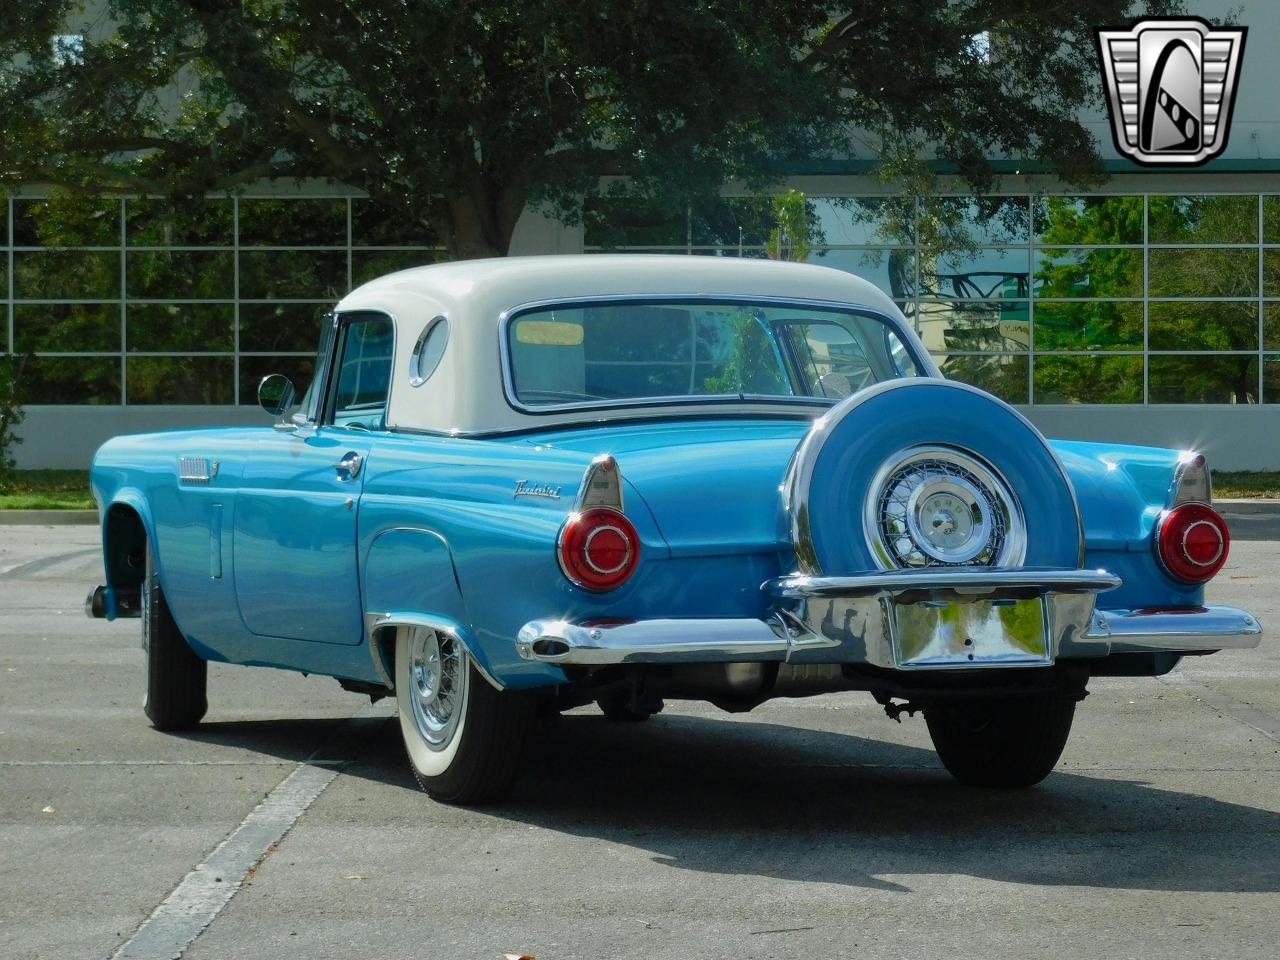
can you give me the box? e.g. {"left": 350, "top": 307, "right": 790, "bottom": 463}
{"left": 333, "top": 451, "right": 363, "bottom": 480}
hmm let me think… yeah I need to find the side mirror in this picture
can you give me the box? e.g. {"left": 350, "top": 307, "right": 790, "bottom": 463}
{"left": 258, "top": 374, "right": 297, "bottom": 419}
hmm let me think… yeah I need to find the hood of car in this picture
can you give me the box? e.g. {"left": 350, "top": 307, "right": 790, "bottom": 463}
{"left": 511, "top": 419, "right": 1179, "bottom": 560}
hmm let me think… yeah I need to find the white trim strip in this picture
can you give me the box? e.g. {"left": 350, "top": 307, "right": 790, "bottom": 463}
{"left": 110, "top": 702, "right": 387, "bottom": 960}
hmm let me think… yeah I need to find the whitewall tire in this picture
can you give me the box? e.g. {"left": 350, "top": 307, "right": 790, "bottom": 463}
{"left": 394, "top": 626, "right": 535, "bottom": 804}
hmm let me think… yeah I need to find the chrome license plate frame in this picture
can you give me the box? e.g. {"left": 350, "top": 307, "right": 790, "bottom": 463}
{"left": 889, "top": 595, "right": 1052, "bottom": 669}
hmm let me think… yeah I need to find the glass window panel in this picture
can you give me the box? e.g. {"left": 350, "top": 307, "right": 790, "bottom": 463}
{"left": 352, "top": 249, "right": 445, "bottom": 287}
{"left": 330, "top": 317, "right": 394, "bottom": 426}
{"left": 1033, "top": 356, "right": 1143, "bottom": 403}
{"left": 932, "top": 353, "right": 1028, "bottom": 404}
{"left": 23, "top": 356, "right": 121, "bottom": 404}
{"left": 583, "top": 196, "right": 685, "bottom": 247}
{"left": 238, "top": 250, "right": 347, "bottom": 300}
{"left": 1265, "top": 354, "right": 1280, "bottom": 403}
{"left": 691, "top": 197, "right": 774, "bottom": 246}
{"left": 14, "top": 251, "right": 119, "bottom": 299}
{"left": 1032, "top": 301, "right": 1142, "bottom": 351}
{"left": 126, "top": 251, "right": 234, "bottom": 300}
{"left": 918, "top": 196, "right": 1028, "bottom": 245}
{"left": 14, "top": 303, "right": 120, "bottom": 352}
{"left": 1149, "top": 301, "right": 1258, "bottom": 351}
{"left": 806, "top": 248, "right": 914, "bottom": 299}
{"left": 920, "top": 248, "right": 1030, "bottom": 300}
{"left": 1149, "top": 355, "right": 1258, "bottom": 404}
{"left": 1264, "top": 249, "right": 1280, "bottom": 297}
{"left": 127, "top": 303, "right": 233, "bottom": 352}
{"left": 239, "top": 302, "right": 329, "bottom": 352}
{"left": 238, "top": 199, "right": 346, "bottom": 246}
{"left": 809, "top": 197, "right": 915, "bottom": 247}
{"left": 1033, "top": 195, "right": 1143, "bottom": 245}
{"left": 351, "top": 200, "right": 438, "bottom": 247}
{"left": 125, "top": 198, "right": 233, "bottom": 246}
{"left": 1265, "top": 303, "right": 1280, "bottom": 350}
{"left": 917, "top": 300, "right": 1028, "bottom": 353}
{"left": 13, "top": 196, "right": 119, "bottom": 246}
{"left": 1148, "top": 248, "right": 1257, "bottom": 297}
{"left": 1148, "top": 195, "right": 1257, "bottom": 244}
{"left": 240, "top": 355, "right": 316, "bottom": 406}
{"left": 1034, "top": 248, "right": 1142, "bottom": 298}
{"left": 1264, "top": 196, "right": 1280, "bottom": 244}
{"left": 126, "top": 356, "right": 233, "bottom": 404}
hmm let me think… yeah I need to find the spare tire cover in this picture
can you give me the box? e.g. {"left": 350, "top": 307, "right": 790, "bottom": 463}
{"left": 787, "top": 380, "right": 1082, "bottom": 576}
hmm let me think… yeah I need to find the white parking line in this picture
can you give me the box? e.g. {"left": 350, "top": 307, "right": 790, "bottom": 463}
{"left": 110, "top": 702, "right": 390, "bottom": 960}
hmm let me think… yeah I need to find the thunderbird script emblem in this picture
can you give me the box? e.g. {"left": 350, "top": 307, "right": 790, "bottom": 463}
{"left": 1096, "top": 17, "right": 1246, "bottom": 166}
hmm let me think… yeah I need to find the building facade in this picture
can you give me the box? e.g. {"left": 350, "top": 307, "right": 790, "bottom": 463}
{"left": 6, "top": 1, "right": 1279, "bottom": 469}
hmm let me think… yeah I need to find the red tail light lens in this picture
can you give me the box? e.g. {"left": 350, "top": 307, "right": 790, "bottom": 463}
{"left": 1155, "top": 502, "right": 1229, "bottom": 584}
{"left": 558, "top": 508, "right": 639, "bottom": 591}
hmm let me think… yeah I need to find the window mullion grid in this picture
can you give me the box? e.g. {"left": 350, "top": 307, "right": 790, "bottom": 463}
{"left": 233, "top": 195, "right": 240, "bottom": 406}
{"left": 1142, "top": 193, "right": 1149, "bottom": 405}
{"left": 119, "top": 198, "right": 127, "bottom": 405}
{"left": 1027, "top": 193, "right": 1035, "bottom": 405}
{"left": 1258, "top": 193, "right": 1265, "bottom": 402}
{"left": 6, "top": 194, "right": 13, "bottom": 358}
{"left": 346, "top": 197, "right": 353, "bottom": 294}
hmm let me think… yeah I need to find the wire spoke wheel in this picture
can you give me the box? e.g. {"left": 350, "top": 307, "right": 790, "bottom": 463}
{"left": 408, "top": 627, "right": 469, "bottom": 750}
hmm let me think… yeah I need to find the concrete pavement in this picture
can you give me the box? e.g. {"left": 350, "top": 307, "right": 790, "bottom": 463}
{"left": 1, "top": 523, "right": 1277, "bottom": 960}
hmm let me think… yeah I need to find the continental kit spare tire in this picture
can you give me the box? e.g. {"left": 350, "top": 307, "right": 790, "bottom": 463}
{"left": 783, "top": 380, "right": 1083, "bottom": 576}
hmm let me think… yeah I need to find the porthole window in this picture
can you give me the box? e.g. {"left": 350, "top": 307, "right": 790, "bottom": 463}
{"left": 409, "top": 316, "right": 449, "bottom": 386}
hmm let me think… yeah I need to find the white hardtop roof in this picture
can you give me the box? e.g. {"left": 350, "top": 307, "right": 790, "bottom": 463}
{"left": 333, "top": 254, "right": 918, "bottom": 435}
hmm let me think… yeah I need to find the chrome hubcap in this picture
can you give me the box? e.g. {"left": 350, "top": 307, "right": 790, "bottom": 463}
{"left": 408, "top": 628, "right": 467, "bottom": 750}
{"left": 867, "top": 446, "right": 1025, "bottom": 569}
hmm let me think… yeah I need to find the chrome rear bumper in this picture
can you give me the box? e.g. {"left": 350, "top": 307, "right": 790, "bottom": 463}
{"left": 516, "top": 568, "right": 1261, "bottom": 669}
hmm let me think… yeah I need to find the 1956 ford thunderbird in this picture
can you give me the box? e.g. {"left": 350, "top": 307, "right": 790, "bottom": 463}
{"left": 87, "top": 255, "right": 1262, "bottom": 803}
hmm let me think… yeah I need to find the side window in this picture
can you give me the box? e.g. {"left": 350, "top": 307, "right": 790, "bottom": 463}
{"left": 777, "top": 320, "right": 875, "bottom": 398}
{"left": 328, "top": 315, "right": 394, "bottom": 429}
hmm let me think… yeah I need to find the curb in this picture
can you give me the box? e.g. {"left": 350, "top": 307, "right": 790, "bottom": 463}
{"left": 0, "top": 510, "right": 98, "bottom": 526}
{"left": 1215, "top": 499, "right": 1280, "bottom": 516}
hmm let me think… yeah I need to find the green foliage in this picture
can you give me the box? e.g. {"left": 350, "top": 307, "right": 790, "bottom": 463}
{"left": 766, "top": 190, "right": 811, "bottom": 262}
{"left": 0, "top": 469, "right": 93, "bottom": 510}
{"left": 702, "top": 311, "right": 785, "bottom": 395}
{"left": 1, "top": 1, "right": 1179, "bottom": 258}
{"left": 0, "top": 354, "right": 31, "bottom": 480}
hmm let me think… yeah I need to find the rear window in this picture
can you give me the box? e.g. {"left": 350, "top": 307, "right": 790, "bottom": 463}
{"left": 506, "top": 300, "right": 921, "bottom": 409}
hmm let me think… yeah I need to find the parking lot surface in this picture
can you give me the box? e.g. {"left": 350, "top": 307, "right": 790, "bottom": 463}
{"left": 2, "top": 516, "right": 1278, "bottom": 960}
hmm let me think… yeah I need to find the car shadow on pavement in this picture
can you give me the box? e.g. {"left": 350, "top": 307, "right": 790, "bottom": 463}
{"left": 179, "top": 707, "right": 1280, "bottom": 896}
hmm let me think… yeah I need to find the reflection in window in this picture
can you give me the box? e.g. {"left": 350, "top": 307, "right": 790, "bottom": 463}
{"left": 921, "top": 248, "right": 1030, "bottom": 300}
{"left": 931, "top": 353, "right": 1028, "bottom": 404}
{"left": 917, "top": 301, "right": 1028, "bottom": 353}
{"left": 1035, "top": 248, "right": 1142, "bottom": 298}
{"left": 1265, "top": 355, "right": 1280, "bottom": 404}
{"left": 1149, "top": 356, "right": 1258, "bottom": 404}
{"left": 1149, "top": 195, "right": 1257, "bottom": 244}
{"left": 1034, "top": 356, "right": 1142, "bottom": 404}
{"left": 1034, "top": 196, "right": 1143, "bottom": 245}
{"left": 21, "top": 357, "right": 121, "bottom": 404}
{"left": 1149, "top": 302, "right": 1259, "bottom": 351}
{"left": 126, "top": 199, "right": 233, "bottom": 246}
{"left": 126, "top": 304, "right": 234, "bottom": 353}
{"left": 125, "top": 357, "right": 234, "bottom": 404}
{"left": 1033, "top": 302, "right": 1142, "bottom": 352}
{"left": 1148, "top": 248, "right": 1257, "bottom": 298}
{"left": 15, "top": 303, "right": 120, "bottom": 353}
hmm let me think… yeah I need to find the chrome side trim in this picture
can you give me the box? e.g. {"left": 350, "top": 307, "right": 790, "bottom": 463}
{"left": 364, "top": 611, "right": 505, "bottom": 691}
{"left": 782, "top": 378, "right": 1086, "bottom": 575}
{"left": 497, "top": 294, "right": 936, "bottom": 417}
{"left": 1082, "top": 605, "right": 1262, "bottom": 650}
{"left": 516, "top": 615, "right": 806, "bottom": 665}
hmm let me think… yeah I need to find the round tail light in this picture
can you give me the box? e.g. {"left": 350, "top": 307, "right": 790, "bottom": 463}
{"left": 1155, "top": 502, "right": 1229, "bottom": 584}
{"left": 558, "top": 508, "right": 640, "bottom": 591}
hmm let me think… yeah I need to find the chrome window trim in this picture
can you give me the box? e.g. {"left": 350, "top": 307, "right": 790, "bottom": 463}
{"left": 783, "top": 379, "right": 1085, "bottom": 576}
{"left": 323, "top": 306, "right": 398, "bottom": 428}
{"left": 408, "top": 314, "right": 448, "bottom": 387}
{"left": 497, "top": 294, "right": 937, "bottom": 417}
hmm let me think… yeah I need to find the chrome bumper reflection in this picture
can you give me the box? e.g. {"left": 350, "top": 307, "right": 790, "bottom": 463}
{"left": 1081, "top": 606, "right": 1262, "bottom": 650}
{"left": 518, "top": 568, "right": 1133, "bottom": 669}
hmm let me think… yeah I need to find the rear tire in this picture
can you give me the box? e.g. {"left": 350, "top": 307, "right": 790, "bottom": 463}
{"left": 395, "top": 626, "right": 535, "bottom": 804}
{"left": 924, "top": 695, "right": 1076, "bottom": 788}
{"left": 142, "top": 544, "right": 207, "bottom": 731}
